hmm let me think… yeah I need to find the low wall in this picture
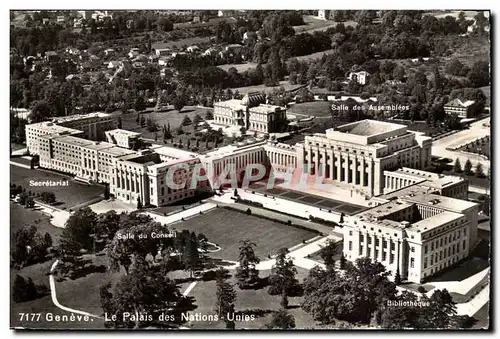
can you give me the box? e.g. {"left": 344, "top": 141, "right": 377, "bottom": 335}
{"left": 239, "top": 189, "right": 341, "bottom": 223}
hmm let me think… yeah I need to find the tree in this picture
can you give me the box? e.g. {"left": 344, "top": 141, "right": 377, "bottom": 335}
{"left": 235, "top": 240, "right": 260, "bottom": 289}
{"left": 176, "top": 125, "right": 184, "bottom": 135}
{"left": 61, "top": 207, "right": 98, "bottom": 253}
{"left": 183, "top": 232, "right": 200, "bottom": 278}
{"left": 468, "top": 60, "right": 489, "bottom": 88}
{"left": 268, "top": 248, "right": 299, "bottom": 303}
{"left": 205, "top": 110, "right": 214, "bottom": 120}
{"left": 172, "top": 96, "right": 186, "bottom": 112}
{"left": 266, "top": 309, "right": 296, "bottom": 329}
{"left": 26, "top": 196, "right": 35, "bottom": 208}
{"left": 13, "top": 274, "right": 39, "bottom": 303}
{"left": 40, "top": 191, "right": 56, "bottom": 204}
{"left": 181, "top": 115, "right": 192, "bottom": 126}
{"left": 96, "top": 210, "right": 120, "bottom": 242}
{"left": 100, "top": 259, "right": 186, "bottom": 329}
{"left": 464, "top": 159, "right": 473, "bottom": 175}
{"left": 302, "top": 258, "right": 396, "bottom": 325}
{"left": 104, "top": 184, "right": 110, "bottom": 199}
{"left": 192, "top": 114, "right": 202, "bottom": 126}
{"left": 475, "top": 162, "right": 485, "bottom": 178}
{"left": 453, "top": 158, "right": 462, "bottom": 173}
{"left": 214, "top": 267, "right": 236, "bottom": 323}
{"left": 134, "top": 96, "right": 146, "bottom": 112}
{"left": 319, "top": 240, "right": 342, "bottom": 269}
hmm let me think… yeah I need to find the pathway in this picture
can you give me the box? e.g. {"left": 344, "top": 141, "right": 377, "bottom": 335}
{"left": 49, "top": 260, "right": 102, "bottom": 319}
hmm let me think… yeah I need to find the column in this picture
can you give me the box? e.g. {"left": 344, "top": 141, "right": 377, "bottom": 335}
{"left": 363, "top": 232, "right": 369, "bottom": 257}
{"left": 360, "top": 157, "right": 365, "bottom": 187}
{"left": 336, "top": 152, "right": 342, "bottom": 182}
{"left": 328, "top": 151, "right": 334, "bottom": 179}
{"left": 368, "top": 160, "right": 373, "bottom": 194}
{"left": 353, "top": 156, "right": 358, "bottom": 185}
{"left": 344, "top": 154, "right": 350, "bottom": 183}
{"left": 378, "top": 237, "right": 384, "bottom": 262}
{"left": 371, "top": 233, "right": 376, "bottom": 259}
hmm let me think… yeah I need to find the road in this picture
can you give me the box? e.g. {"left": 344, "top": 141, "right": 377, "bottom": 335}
{"left": 432, "top": 117, "right": 490, "bottom": 172}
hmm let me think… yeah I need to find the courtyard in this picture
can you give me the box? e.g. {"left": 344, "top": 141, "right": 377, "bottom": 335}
{"left": 168, "top": 208, "right": 318, "bottom": 261}
{"left": 248, "top": 182, "right": 368, "bottom": 215}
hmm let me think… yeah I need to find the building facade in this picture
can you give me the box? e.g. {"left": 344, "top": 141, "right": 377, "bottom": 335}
{"left": 213, "top": 92, "right": 287, "bottom": 134}
{"left": 444, "top": 98, "right": 477, "bottom": 118}
{"left": 342, "top": 167, "right": 479, "bottom": 283}
{"left": 296, "top": 120, "right": 432, "bottom": 197}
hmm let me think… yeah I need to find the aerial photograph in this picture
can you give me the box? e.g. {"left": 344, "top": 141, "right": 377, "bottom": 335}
{"left": 9, "top": 9, "right": 491, "bottom": 330}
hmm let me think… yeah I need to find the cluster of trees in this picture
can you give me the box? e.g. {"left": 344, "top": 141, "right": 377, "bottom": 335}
{"left": 11, "top": 225, "right": 53, "bottom": 268}
{"left": 100, "top": 256, "right": 192, "bottom": 329}
{"left": 453, "top": 158, "right": 486, "bottom": 178}
{"left": 301, "top": 258, "right": 463, "bottom": 328}
{"left": 12, "top": 274, "right": 49, "bottom": 303}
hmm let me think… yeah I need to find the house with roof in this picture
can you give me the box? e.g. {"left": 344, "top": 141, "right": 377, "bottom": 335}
{"left": 348, "top": 70, "right": 370, "bottom": 85}
{"left": 128, "top": 48, "right": 140, "bottom": 59}
{"left": 155, "top": 48, "right": 171, "bottom": 57}
{"left": 443, "top": 99, "right": 478, "bottom": 119}
{"left": 107, "top": 61, "right": 122, "bottom": 69}
{"left": 45, "top": 51, "right": 59, "bottom": 63}
{"left": 187, "top": 45, "right": 200, "bottom": 53}
{"left": 104, "top": 48, "right": 116, "bottom": 56}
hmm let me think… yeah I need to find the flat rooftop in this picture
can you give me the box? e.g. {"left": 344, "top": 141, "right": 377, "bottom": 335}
{"left": 53, "top": 135, "right": 93, "bottom": 147}
{"left": 106, "top": 129, "right": 141, "bottom": 137}
{"left": 82, "top": 141, "right": 116, "bottom": 151}
{"left": 394, "top": 168, "right": 466, "bottom": 187}
{"left": 100, "top": 146, "right": 137, "bottom": 157}
{"left": 401, "top": 193, "right": 477, "bottom": 213}
{"left": 355, "top": 200, "right": 413, "bottom": 221}
{"left": 27, "top": 121, "right": 82, "bottom": 134}
{"left": 250, "top": 104, "right": 283, "bottom": 114}
{"left": 52, "top": 112, "right": 112, "bottom": 123}
{"left": 150, "top": 145, "right": 199, "bottom": 160}
{"left": 409, "top": 211, "right": 464, "bottom": 233}
{"left": 336, "top": 119, "right": 406, "bottom": 137}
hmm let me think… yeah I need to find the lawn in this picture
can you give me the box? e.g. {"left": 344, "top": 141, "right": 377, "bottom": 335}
{"left": 295, "top": 49, "right": 334, "bottom": 62}
{"left": 10, "top": 202, "right": 63, "bottom": 247}
{"left": 168, "top": 208, "right": 318, "bottom": 261}
{"left": 120, "top": 105, "right": 214, "bottom": 140}
{"left": 456, "top": 136, "right": 490, "bottom": 159}
{"left": 151, "top": 36, "right": 211, "bottom": 50}
{"left": 292, "top": 15, "right": 357, "bottom": 34}
{"left": 184, "top": 266, "right": 323, "bottom": 329}
{"left": 288, "top": 101, "right": 332, "bottom": 118}
{"left": 10, "top": 165, "right": 104, "bottom": 210}
{"left": 218, "top": 62, "right": 258, "bottom": 73}
{"left": 231, "top": 81, "right": 305, "bottom": 95}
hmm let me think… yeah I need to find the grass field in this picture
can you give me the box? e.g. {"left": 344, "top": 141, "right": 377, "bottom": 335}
{"left": 184, "top": 266, "right": 320, "bottom": 329}
{"left": 232, "top": 81, "right": 305, "bottom": 95}
{"left": 10, "top": 202, "right": 63, "bottom": 247}
{"left": 293, "top": 15, "right": 357, "bottom": 34}
{"left": 120, "top": 106, "right": 214, "bottom": 139}
{"left": 168, "top": 208, "right": 317, "bottom": 261}
{"left": 151, "top": 36, "right": 211, "bottom": 50}
{"left": 295, "top": 49, "right": 334, "bottom": 62}
{"left": 217, "top": 62, "right": 258, "bottom": 73}
{"left": 287, "top": 101, "right": 332, "bottom": 118}
{"left": 10, "top": 165, "right": 104, "bottom": 210}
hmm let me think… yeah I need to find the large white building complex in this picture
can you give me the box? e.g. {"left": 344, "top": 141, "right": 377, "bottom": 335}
{"left": 24, "top": 113, "right": 480, "bottom": 282}
{"left": 296, "top": 120, "right": 433, "bottom": 197}
{"left": 342, "top": 169, "right": 478, "bottom": 283}
{"left": 213, "top": 92, "right": 287, "bottom": 134}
